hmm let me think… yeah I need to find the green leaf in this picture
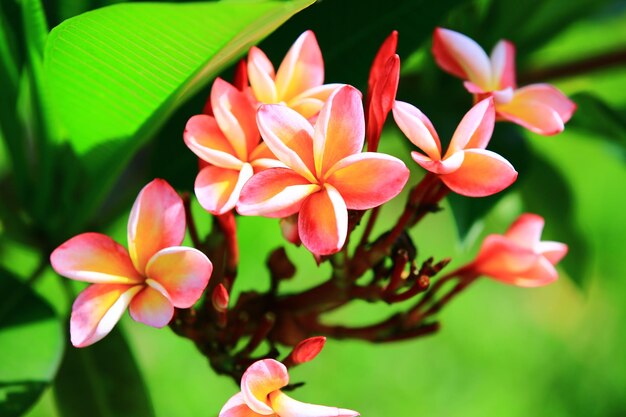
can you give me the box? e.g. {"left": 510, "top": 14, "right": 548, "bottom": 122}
{"left": 54, "top": 327, "right": 155, "bottom": 417}
{"left": 0, "top": 268, "right": 64, "bottom": 417}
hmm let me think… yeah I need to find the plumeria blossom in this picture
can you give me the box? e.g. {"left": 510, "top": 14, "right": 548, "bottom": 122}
{"left": 219, "top": 359, "right": 359, "bottom": 417}
{"left": 393, "top": 97, "right": 517, "bottom": 197}
{"left": 468, "top": 213, "right": 568, "bottom": 287}
{"left": 50, "top": 179, "right": 213, "bottom": 347}
{"left": 237, "top": 85, "right": 410, "bottom": 255}
{"left": 247, "top": 30, "right": 342, "bottom": 119}
{"left": 185, "top": 78, "right": 282, "bottom": 215}
{"left": 433, "top": 27, "right": 576, "bottom": 135}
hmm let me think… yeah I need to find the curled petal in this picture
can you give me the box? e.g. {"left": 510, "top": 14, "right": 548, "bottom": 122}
{"left": 220, "top": 393, "right": 267, "bottom": 417}
{"left": 241, "top": 359, "right": 289, "bottom": 415}
{"left": 51, "top": 233, "right": 142, "bottom": 284}
{"left": 536, "top": 241, "right": 568, "bottom": 265}
{"left": 128, "top": 179, "right": 186, "bottom": 275}
{"left": 325, "top": 153, "right": 409, "bottom": 210}
{"left": 184, "top": 115, "right": 243, "bottom": 170}
{"left": 145, "top": 246, "right": 212, "bottom": 308}
{"left": 366, "top": 54, "right": 400, "bottom": 151}
{"left": 248, "top": 46, "right": 277, "bottom": 103}
{"left": 288, "top": 83, "right": 343, "bottom": 119}
{"left": 275, "top": 30, "right": 324, "bottom": 102}
{"left": 237, "top": 168, "right": 320, "bottom": 218}
{"left": 441, "top": 149, "right": 517, "bottom": 197}
{"left": 71, "top": 284, "right": 142, "bottom": 347}
{"left": 414, "top": 150, "right": 464, "bottom": 175}
{"left": 298, "top": 184, "right": 347, "bottom": 256}
{"left": 511, "top": 84, "right": 576, "bottom": 122}
{"left": 367, "top": 30, "right": 398, "bottom": 98}
{"left": 313, "top": 86, "right": 365, "bottom": 177}
{"left": 195, "top": 164, "right": 254, "bottom": 215}
{"left": 474, "top": 235, "right": 540, "bottom": 278}
{"left": 257, "top": 104, "right": 316, "bottom": 182}
{"left": 490, "top": 40, "right": 516, "bottom": 90}
{"left": 129, "top": 284, "right": 174, "bottom": 328}
{"left": 270, "top": 390, "right": 360, "bottom": 417}
{"left": 392, "top": 101, "right": 441, "bottom": 159}
{"left": 447, "top": 98, "right": 495, "bottom": 154}
{"left": 504, "top": 213, "right": 545, "bottom": 248}
{"left": 433, "top": 27, "right": 493, "bottom": 89}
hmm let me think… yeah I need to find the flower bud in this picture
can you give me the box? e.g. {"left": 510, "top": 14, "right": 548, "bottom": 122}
{"left": 290, "top": 336, "right": 326, "bottom": 365}
{"left": 212, "top": 283, "right": 229, "bottom": 312}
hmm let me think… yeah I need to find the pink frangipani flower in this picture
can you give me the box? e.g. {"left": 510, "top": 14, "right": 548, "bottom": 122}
{"left": 433, "top": 27, "right": 576, "bottom": 135}
{"left": 393, "top": 97, "right": 517, "bottom": 197}
{"left": 219, "top": 359, "right": 359, "bottom": 417}
{"left": 247, "top": 30, "right": 342, "bottom": 119}
{"left": 237, "top": 85, "right": 410, "bottom": 256}
{"left": 468, "top": 213, "right": 568, "bottom": 287}
{"left": 50, "top": 179, "right": 213, "bottom": 347}
{"left": 185, "top": 78, "right": 282, "bottom": 215}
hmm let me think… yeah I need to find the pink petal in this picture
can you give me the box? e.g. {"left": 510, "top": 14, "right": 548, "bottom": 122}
{"left": 414, "top": 150, "right": 465, "bottom": 175}
{"left": 269, "top": 390, "right": 359, "bottom": 417}
{"left": 275, "top": 30, "right": 324, "bottom": 102}
{"left": 195, "top": 164, "right": 254, "bottom": 215}
{"left": 144, "top": 246, "right": 212, "bottom": 308}
{"left": 248, "top": 46, "right": 278, "bottom": 104}
{"left": 392, "top": 100, "right": 442, "bottom": 160}
{"left": 127, "top": 179, "right": 186, "bottom": 275}
{"left": 447, "top": 98, "right": 495, "bottom": 154}
{"left": 128, "top": 284, "right": 174, "bottom": 328}
{"left": 51, "top": 233, "right": 142, "bottom": 284}
{"left": 313, "top": 86, "right": 365, "bottom": 177}
{"left": 504, "top": 213, "right": 545, "bottom": 249}
{"left": 490, "top": 40, "right": 516, "bottom": 90}
{"left": 288, "top": 84, "right": 343, "bottom": 119}
{"left": 241, "top": 359, "right": 289, "bottom": 415}
{"left": 473, "top": 235, "right": 540, "bottom": 279}
{"left": 220, "top": 393, "right": 267, "bottom": 417}
{"left": 211, "top": 78, "right": 260, "bottom": 160}
{"left": 290, "top": 336, "right": 326, "bottom": 365}
{"left": 536, "top": 241, "right": 568, "bottom": 265}
{"left": 237, "top": 168, "right": 320, "bottom": 218}
{"left": 507, "top": 256, "right": 558, "bottom": 288}
{"left": 298, "top": 185, "right": 347, "bottom": 256}
{"left": 256, "top": 104, "right": 317, "bottom": 182}
{"left": 70, "top": 284, "right": 142, "bottom": 347}
{"left": 441, "top": 149, "right": 517, "bottom": 197}
{"left": 512, "top": 84, "right": 576, "bottom": 122}
{"left": 432, "top": 27, "right": 493, "bottom": 89}
{"left": 325, "top": 153, "right": 409, "bottom": 210}
{"left": 184, "top": 115, "right": 243, "bottom": 170}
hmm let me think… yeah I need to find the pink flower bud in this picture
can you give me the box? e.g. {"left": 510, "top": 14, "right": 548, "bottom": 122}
{"left": 212, "top": 283, "right": 229, "bottom": 312}
{"left": 291, "top": 336, "right": 326, "bottom": 365}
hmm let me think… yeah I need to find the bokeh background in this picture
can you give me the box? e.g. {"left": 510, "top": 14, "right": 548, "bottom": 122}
{"left": 1, "top": 0, "right": 625, "bottom": 416}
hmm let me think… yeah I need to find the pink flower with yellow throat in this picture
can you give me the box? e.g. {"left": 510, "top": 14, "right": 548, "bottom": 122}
{"left": 50, "top": 179, "right": 213, "bottom": 347}
{"left": 433, "top": 27, "right": 576, "bottom": 135}
{"left": 237, "top": 85, "right": 409, "bottom": 256}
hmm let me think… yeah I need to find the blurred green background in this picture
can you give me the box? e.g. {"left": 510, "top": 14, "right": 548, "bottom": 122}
{"left": 1, "top": 0, "right": 625, "bottom": 416}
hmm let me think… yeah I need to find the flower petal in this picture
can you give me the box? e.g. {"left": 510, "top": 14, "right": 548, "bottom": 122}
{"left": 511, "top": 84, "right": 576, "bottom": 122}
{"left": 144, "top": 246, "right": 212, "bottom": 308}
{"left": 432, "top": 27, "right": 493, "bottom": 89}
{"left": 490, "top": 40, "right": 516, "bottom": 90}
{"left": 211, "top": 78, "right": 260, "bottom": 160}
{"left": 275, "top": 30, "right": 324, "bottom": 102}
{"left": 184, "top": 115, "right": 243, "bottom": 170}
{"left": 511, "top": 256, "right": 559, "bottom": 287}
{"left": 237, "top": 168, "right": 320, "bottom": 218}
{"left": 269, "top": 391, "right": 359, "bottom": 417}
{"left": 367, "top": 31, "right": 398, "bottom": 99}
{"left": 325, "top": 153, "right": 409, "bottom": 210}
{"left": 416, "top": 150, "right": 464, "bottom": 175}
{"left": 298, "top": 184, "right": 347, "bottom": 256}
{"left": 241, "top": 359, "right": 289, "bottom": 415}
{"left": 257, "top": 104, "right": 317, "bottom": 182}
{"left": 504, "top": 213, "right": 544, "bottom": 249}
{"left": 313, "top": 86, "right": 365, "bottom": 177}
{"left": 536, "top": 241, "right": 568, "bottom": 265}
{"left": 128, "top": 284, "right": 174, "bottom": 328}
{"left": 392, "top": 100, "right": 441, "bottom": 160}
{"left": 127, "top": 179, "right": 186, "bottom": 275}
{"left": 473, "top": 235, "right": 540, "bottom": 280}
{"left": 441, "top": 149, "right": 517, "bottom": 197}
{"left": 248, "top": 46, "right": 278, "bottom": 104}
{"left": 447, "top": 98, "right": 495, "bottom": 154}
{"left": 366, "top": 54, "right": 400, "bottom": 151}
{"left": 51, "top": 233, "right": 142, "bottom": 284}
{"left": 70, "top": 284, "right": 142, "bottom": 347}
{"left": 220, "top": 393, "right": 268, "bottom": 417}
{"left": 195, "top": 164, "right": 253, "bottom": 215}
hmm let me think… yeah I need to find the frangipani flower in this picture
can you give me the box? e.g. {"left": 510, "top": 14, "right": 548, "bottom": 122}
{"left": 247, "top": 30, "right": 342, "bottom": 119}
{"left": 50, "top": 179, "right": 213, "bottom": 347}
{"left": 237, "top": 85, "right": 410, "bottom": 255}
{"left": 469, "top": 213, "right": 568, "bottom": 287}
{"left": 219, "top": 359, "right": 359, "bottom": 417}
{"left": 433, "top": 27, "right": 576, "bottom": 135}
{"left": 185, "top": 78, "right": 282, "bottom": 215}
{"left": 393, "top": 97, "right": 517, "bottom": 197}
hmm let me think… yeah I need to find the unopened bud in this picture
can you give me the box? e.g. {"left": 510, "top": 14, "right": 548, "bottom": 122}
{"left": 280, "top": 214, "right": 301, "bottom": 245}
{"left": 291, "top": 336, "right": 326, "bottom": 365}
{"left": 212, "top": 284, "right": 229, "bottom": 313}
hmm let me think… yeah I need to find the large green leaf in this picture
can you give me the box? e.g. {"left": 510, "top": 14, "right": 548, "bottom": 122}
{"left": 53, "top": 327, "right": 155, "bottom": 417}
{"left": 0, "top": 269, "right": 64, "bottom": 417}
